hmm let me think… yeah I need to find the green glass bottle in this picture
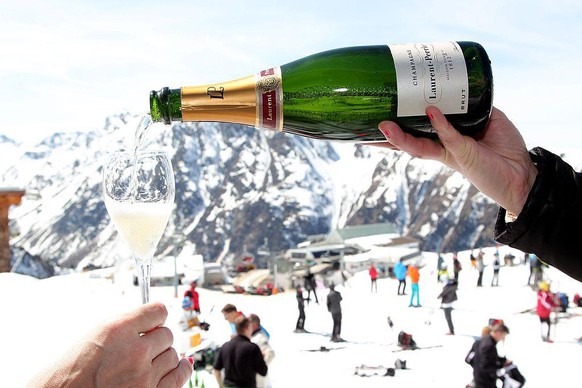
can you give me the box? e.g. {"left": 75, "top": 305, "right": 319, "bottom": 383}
{"left": 150, "top": 41, "right": 492, "bottom": 142}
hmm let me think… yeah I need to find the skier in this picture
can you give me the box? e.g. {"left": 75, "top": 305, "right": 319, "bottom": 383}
{"left": 476, "top": 250, "right": 485, "bottom": 287}
{"left": 213, "top": 316, "right": 268, "bottom": 388}
{"left": 222, "top": 304, "right": 270, "bottom": 339}
{"left": 470, "top": 250, "right": 477, "bottom": 269}
{"left": 394, "top": 258, "right": 408, "bottom": 295}
{"left": 437, "top": 253, "right": 447, "bottom": 282}
{"left": 326, "top": 283, "right": 343, "bottom": 342}
{"left": 453, "top": 253, "right": 462, "bottom": 282}
{"left": 178, "top": 295, "right": 199, "bottom": 331}
{"left": 528, "top": 254, "right": 544, "bottom": 286}
{"left": 491, "top": 255, "right": 501, "bottom": 286}
{"left": 537, "top": 281, "right": 558, "bottom": 342}
{"left": 369, "top": 263, "right": 378, "bottom": 293}
{"left": 222, "top": 303, "right": 244, "bottom": 338}
{"left": 471, "top": 323, "right": 512, "bottom": 388}
{"left": 304, "top": 267, "right": 319, "bottom": 304}
{"left": 249, "top": 314, "right": 275, "bottom": 388}
{"left": 294, "top": 286, "right": 309, "bottom": 333}
{"left": 437, "top": 278, "right": 458, "bottom": 335}
{"left": 408, "top": 264, "right": 421, "bottom": 307}
{"left": 184, "top": 281, "right": 201, "bottom": 313}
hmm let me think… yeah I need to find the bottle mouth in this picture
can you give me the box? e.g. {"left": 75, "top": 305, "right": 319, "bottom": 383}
{"left": 149, "top": 87, "right": 171, "bottom": 124}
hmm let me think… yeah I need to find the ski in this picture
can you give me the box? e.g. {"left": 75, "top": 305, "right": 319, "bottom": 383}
{"left": 302, "top": 345, "right": 347, "bottom": 352}
{"left": 392, "top": 344, "right": 443, "bottom": 353}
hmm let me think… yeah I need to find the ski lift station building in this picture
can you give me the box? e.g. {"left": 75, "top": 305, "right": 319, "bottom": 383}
{"left": 285, "top": 222, "right": 422, "bottom": 276}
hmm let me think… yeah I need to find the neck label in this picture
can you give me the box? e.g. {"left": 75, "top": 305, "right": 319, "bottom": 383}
{"left": 256, "top": 67, "right": 283, "bottom": 132}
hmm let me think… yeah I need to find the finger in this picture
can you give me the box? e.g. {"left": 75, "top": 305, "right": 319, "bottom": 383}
{"left": 426, "top": 106, "right": 475, "bottom": 169}
{"left": 141, "top": 326, "right": 174, "bottom": 358}
{"left": 426, "top": 106, "right": 462, "bottom": 146}
{"left": 152, "top": 347, "right": 180, "bottom": 381}
{"left": 124, "top": 303, "right": 168, "bottom": 334}
{"left": 157, "top": 358, "right": 193, "bottom": 388}
{"left": 378, "top": 120, "right": 445, "bottom": 160}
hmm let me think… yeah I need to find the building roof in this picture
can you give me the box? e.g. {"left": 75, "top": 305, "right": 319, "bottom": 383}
{"left": 334, "top": 223, "right": 397, "bottom": 240}
{"left": 0, "top": 188, "right": 25, "bottom": 206}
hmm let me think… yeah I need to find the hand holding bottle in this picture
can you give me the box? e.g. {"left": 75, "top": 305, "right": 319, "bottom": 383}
{"left": 377, "top": 106, "right": 538, "bottom": 216}
{"left": 28, "top": 303, "right": 192, "bottom": 388}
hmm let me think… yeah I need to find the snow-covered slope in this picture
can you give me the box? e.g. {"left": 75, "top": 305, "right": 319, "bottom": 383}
{"left": 1, "top": 247, "right": 581, "bottom": 387}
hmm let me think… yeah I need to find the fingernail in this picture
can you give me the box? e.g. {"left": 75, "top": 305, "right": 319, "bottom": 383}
{"left": 187, "top": 357, "right": 194, "bottom": 365}
{"left": 378, "top": 124, "right": 391, "bottom": 139}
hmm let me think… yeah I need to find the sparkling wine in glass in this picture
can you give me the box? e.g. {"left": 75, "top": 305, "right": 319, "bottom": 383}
{"left": 103, "top": 150, "right": 175, "bottom": 304}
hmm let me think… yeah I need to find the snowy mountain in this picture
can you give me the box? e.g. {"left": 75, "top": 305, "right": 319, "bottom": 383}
{"left": 3, "top": 114, "right": 503, "bottom": 276}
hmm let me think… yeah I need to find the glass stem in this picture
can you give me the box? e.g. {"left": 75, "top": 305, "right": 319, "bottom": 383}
{"left": 136, "top": 260, "right": 152, "bottom": 304}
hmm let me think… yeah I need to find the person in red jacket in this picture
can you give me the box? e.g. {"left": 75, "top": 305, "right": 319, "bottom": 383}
{"left": 184, "top": 281, "right": 200, "bottom": 313}
{"left": 537, "top": 281, "right": 558, "bottom": 342}
{"left": 369, "top": 264, "right": 378, "bottom": 293}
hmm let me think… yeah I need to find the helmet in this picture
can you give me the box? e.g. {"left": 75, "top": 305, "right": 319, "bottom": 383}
{"left": 538, "top": 281, "right": 550, "bottom": 292}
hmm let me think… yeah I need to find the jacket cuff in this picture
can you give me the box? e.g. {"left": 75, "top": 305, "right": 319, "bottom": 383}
{"left": 494, "top": 147, "right": 582, "bottom": 281}
{"left": 494, "top": 147, "right": 548, "bottom": 244}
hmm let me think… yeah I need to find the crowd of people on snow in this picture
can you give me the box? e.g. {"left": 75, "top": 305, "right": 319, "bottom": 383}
{"left": 174, "top": 244, "right": 581, "bottom": 388}
{"left": 25, "top": 243, "right": 580, "bottom": 388}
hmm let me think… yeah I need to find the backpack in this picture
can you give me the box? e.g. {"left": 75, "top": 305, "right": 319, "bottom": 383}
{"left": 397, "top": 331, "right": 417, "bottom": 349}
{"left": 499, "top": 364, "right": 526, "bottom": 388}
{"left": 465, "top": 339, "right": 481, "bottom": 366}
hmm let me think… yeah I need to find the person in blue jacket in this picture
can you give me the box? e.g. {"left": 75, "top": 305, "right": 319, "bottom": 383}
{"left": 394, "top": 258, "right": 408, "bottom": 295}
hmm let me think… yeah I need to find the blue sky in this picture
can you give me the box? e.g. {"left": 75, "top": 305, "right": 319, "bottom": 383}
{"left": 1, "top": 0, "right": 581, "bottom": 152}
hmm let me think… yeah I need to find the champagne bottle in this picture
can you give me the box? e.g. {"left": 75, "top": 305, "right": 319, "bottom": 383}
{"left": 150, "top": 41, "right": 492, "bottom": 142}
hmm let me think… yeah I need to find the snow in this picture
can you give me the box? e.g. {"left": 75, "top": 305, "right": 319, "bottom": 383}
{"left": 1, "top": 249, "right": 582, "bottom": 387}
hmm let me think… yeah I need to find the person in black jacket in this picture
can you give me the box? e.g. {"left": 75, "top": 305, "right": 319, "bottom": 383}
{"left": 304, "top": 268, "right": 319, "bottom": 304}
{"left": 326, "top": 283, "right": 343, "bottom": 342}
{"left": 213, "top": 316, "right": 268, "bottom": 388}
{"left": 437, "top": 278, "right": 458, "bottom": 335}
{"left": 378, "top": 106, "right": 582, "bottom": 283}
{"left": 471, "top": 323, "right": 511, "bottom": 388}
{"left": 294, "top": 285, "right": 310, "bottom": 333}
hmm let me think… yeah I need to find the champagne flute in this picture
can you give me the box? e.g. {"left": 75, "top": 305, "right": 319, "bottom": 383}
{"left": 103, "top": 151, "right": 175, "bottom": 304}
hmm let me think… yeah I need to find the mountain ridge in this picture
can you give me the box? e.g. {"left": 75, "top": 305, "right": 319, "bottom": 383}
{"left": 3, "top": 113, "right": 504, "bottom": 277}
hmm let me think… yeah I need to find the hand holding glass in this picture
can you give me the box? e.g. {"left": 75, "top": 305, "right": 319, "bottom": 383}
{"left": 103, "top": 151, "right": 175, "bottom": 304}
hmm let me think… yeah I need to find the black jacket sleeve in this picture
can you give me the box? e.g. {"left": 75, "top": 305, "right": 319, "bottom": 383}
{"left": 475, "top": 337, "right": 504, "bottom": 378}
{"left": 495, "top": 147, "right": 582, "bottom": 281}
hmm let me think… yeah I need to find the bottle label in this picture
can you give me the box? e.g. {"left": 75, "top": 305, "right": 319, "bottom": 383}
{"left": 389, "top": 41, "right": 468, "bottom": 117}
{"left": 255, "top": 67, "right": 283, "bottom": 132}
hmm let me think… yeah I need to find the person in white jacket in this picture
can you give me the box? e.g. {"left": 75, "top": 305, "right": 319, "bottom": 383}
{"left": 249, "top": 314, "right": 275, "bottom": 388}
